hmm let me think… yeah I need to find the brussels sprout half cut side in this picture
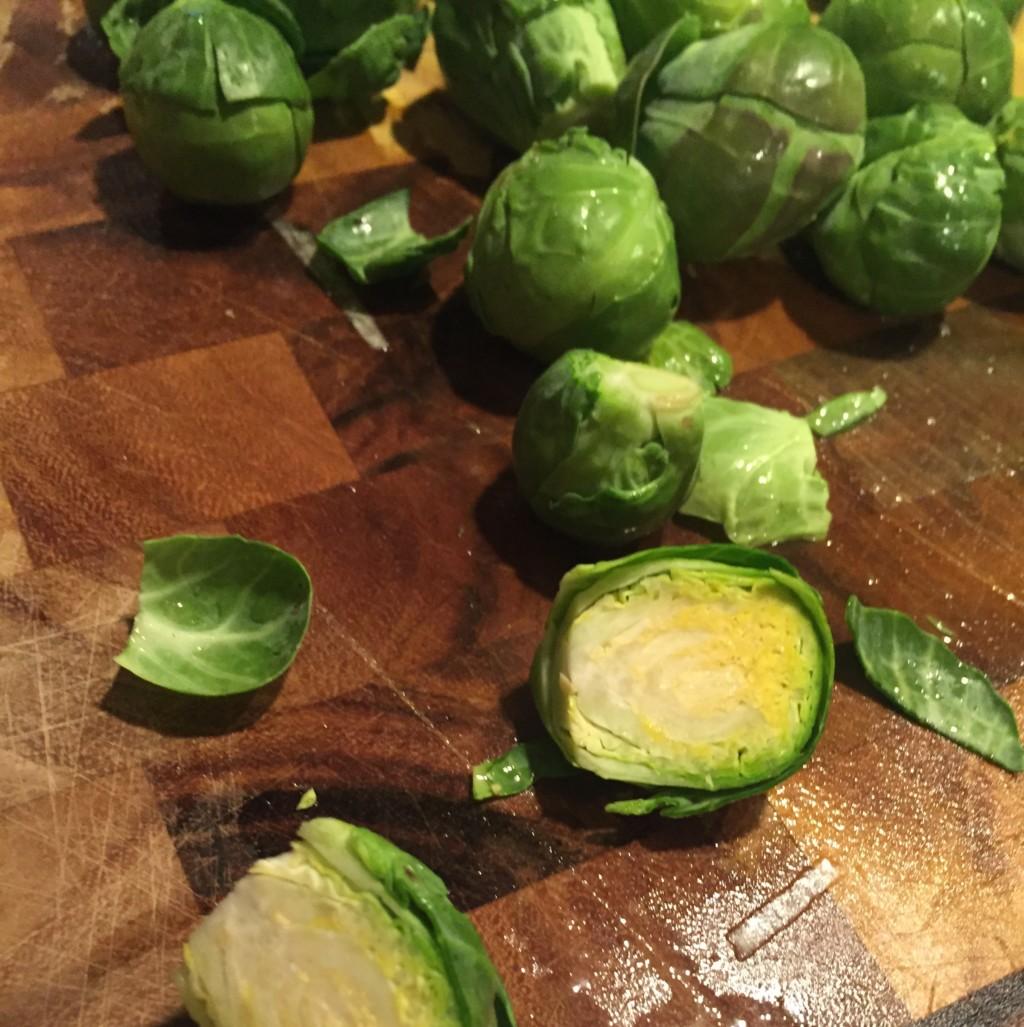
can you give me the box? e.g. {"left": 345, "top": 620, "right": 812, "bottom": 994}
{"left": 531, "top": 545, "right": 835, "bottom": 799}
{"left": 179, "top": 818, "right": 517, "bottom": 1027}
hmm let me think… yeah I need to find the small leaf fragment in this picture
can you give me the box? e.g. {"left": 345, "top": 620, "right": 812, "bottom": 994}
{"left": 807, "top": 387, "right": 887, "bottom": 437}
{"left": 471, "top": 740, "right": 578, "bottom": 801}
{"left": 317, "top": 188, "right": 471, "bottom": 286}
{"left": 846, "top": 596, "right": 1024, "bottom": 772}
{"left": 296, "top": 787, "right": 318, "bottom": 811}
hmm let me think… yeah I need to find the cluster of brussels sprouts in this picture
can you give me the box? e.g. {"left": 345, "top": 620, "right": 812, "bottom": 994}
{"left": 90, "top": 0, "right": 430, "bottom": 205}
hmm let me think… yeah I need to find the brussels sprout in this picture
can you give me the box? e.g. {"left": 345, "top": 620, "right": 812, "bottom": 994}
{"left": 609, "top": 0, "right": 808, "bottom": 57}
{"left": 466, "top": 130, "right": 680, "bottom": 363}
{"left": 433, "top": 0, "right": 627, "bottom": 153}
{"left": 530, "top": 545, "right": 834, "bottom": 812}
{"left": 179, "top": 818, "right": 517, "bottom": 1026}
{"left": 645, "top": 320, "right": 732, "bottom": 393}
{"left": 634, "top": 22, "right": 866, "bottom": 262}
{"left": 821, "top": 0, "right": 1013, "bottom": 124}
{"left": 512, "top": 350, "right": 704, "bottom": 545}
{"left": 990, "top": 99, "right": 1024, "bottom": 271}
{"left": 812, "top": 104, "right": 1005, "bottom": 315}
{"left": 120, "top": 0, "right": 314, "bottom": 205}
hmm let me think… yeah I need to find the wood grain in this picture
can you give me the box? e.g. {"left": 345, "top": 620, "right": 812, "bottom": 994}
{"left": 1, "top": 5, "right": 1023, "bottom": 1027}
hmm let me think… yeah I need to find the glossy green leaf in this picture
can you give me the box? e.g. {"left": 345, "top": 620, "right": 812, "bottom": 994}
{"left": 513, "top": 349, "right": 705, "bottom": 545}
{"left": 846, "top": 597, "right": 1024, "bottom": 772}
{"left": 317, "top": 188, "right": 470, "bottom": 286}
{"left": 306, "top": 9, "right": 430, "bottom": 103}
{"left": 466, "top": 129, "right": 680, "bottom": 363}
{"left": 115, "top": 534, "right": 312, "bottom": 696}
{"left": 680, "top": 396, "right": 831, "bottom": 547}
{"left": 180, "top": 818, "right": 517, "bottom": 1027}
{"left": 806, "top": 386, "right": 887, "bottom": 437}
{"left": 644, "top": 320, "right": 732, "bottom": 393}
{"left": 471, "top": 739, "right": 579, "bottom": 800}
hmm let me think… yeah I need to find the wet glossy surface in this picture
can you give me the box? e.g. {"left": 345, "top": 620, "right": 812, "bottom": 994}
{"left": 1, "top": 5, "right": 1023, "bottom": 1027}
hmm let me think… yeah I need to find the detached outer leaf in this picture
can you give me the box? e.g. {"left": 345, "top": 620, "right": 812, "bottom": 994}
{"left": 306, "top": 9, "right": 430, "bottom": 103}
{"left": 680, "top": 397, "right": 832, "bottom": 547}
{"left": 471, "top": 739, "right": 580, "bottom": 800}
{"left": 531, "top": 545, "right": 836, "bottom": 818}
{"left": 317, "top": 188, "right": 471, "bottom": 285}
{"left": 846, "top": 597, "right": 1024, "bottom": 772}
{"left": 115, "top": 534, "right": 312, "bottom": 696}
{"left": 807, "top": 386, "right": 887, "bottom": 437}
{"left": 300, "top": 819, "right": 518, "bottom": 1027}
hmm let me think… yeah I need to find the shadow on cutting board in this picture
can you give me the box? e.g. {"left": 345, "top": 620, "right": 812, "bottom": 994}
{"left": 100, "top": 666, "right": 283, "bottom": 737}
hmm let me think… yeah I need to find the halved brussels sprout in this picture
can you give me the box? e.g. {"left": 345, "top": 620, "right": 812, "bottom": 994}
{"left": 634, "top": 21, "right": 866, "bottom": 262}
{"left": 991, "top": 99, "right": 1024, "bottom": 271}
{"left": 120, "top": 0, "right": 313, "bottom": 206}
{"left": 531, "top": 545, "right": 834, "bottom": 806}
{"left": 812, "top": 103, "right": 1005, "bottom": 315}
{"left": 513, "top": 350, "right": 704, "bottom": 545}
{"left": 433, "top": 0, "right": 627, "bottom": 153}
{"left": 179, "top": 818, "right": 517, "bottom": 1027}
{"left": 609, "top": 0, "right": 808, "bottom": 57}
{"left": 821, "top": 0, "right": 1013, "bottom": 124}
{"left": 466, "top": 129, "right": 680, "bottom": 363}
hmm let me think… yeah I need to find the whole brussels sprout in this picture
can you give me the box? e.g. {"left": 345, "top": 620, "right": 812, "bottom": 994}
{"left": 991, "top": 99, "right": 1024, "bottom": 271}
{"left": 634, "top": 22, "right": 866, "bottom": 263}
{"left": 530, "top": 545, "right": 834, "bottom": 811}
{"left": 609, "top": 0, "right": 808, "bottom": 57}
{"left": 433, "top": 0, "right": 627, "bottom": 153}
{"left": 466, "top": 129, "right": 681, "bottom": 363}
{"left": 513, "top": 350, "right": 704, "bottom": 545}
{"left": 120, "top": 0, "right": 313, "bottom": 206}
{"left": 179, "top": 818, "right": 517, "bottom": 1026}
{"left": 812, "top": 103, "right": 1005, "bottom": 315}
{"left": 821, "top": 0, "right": 1013, "bottom": 125}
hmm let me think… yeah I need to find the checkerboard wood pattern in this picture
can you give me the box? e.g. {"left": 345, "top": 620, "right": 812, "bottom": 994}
{"left": 2, "top": 5, "right": 1023, "bottom": 1026}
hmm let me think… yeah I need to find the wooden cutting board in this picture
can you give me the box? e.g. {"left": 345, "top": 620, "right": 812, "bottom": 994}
{"left": 2, "top": 4, "right": 1024, "bottom": 1025}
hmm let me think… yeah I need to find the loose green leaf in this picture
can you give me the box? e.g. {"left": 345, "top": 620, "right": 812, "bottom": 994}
{"left": 115, "top": 534, "right": 312, "bottom": 696}
{"left": 471, "top": 740, "right": 579, "bottom": 800}
{"left": 306, "top": 10, "right": 430, "bottom": 104}
{"left": 645, "top": 320, "right": 732, "bottom": 393}
{"left": 296, "top": 787, "right": 318, "bottom": 810}
{"left": 680, "top": 397, "right": 831, "bottom": 547}
{"left": 606, "top": 770, "right": 796, "bottom": 818}
{"left": 317, "top": 188, "right": 471, "bottom": 286}
{"left": 846, "top": 596, "right": 1024, "bottom": 772}
{"left": 807, "top": 386, "right": 887, "bottom": 437}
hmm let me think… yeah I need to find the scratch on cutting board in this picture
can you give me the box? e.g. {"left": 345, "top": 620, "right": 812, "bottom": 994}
{"left": 728, "top": 858, "right": 838, "bottom": 961}
{"left": 272, "top": 219, "right": 390, "bottom": 353}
